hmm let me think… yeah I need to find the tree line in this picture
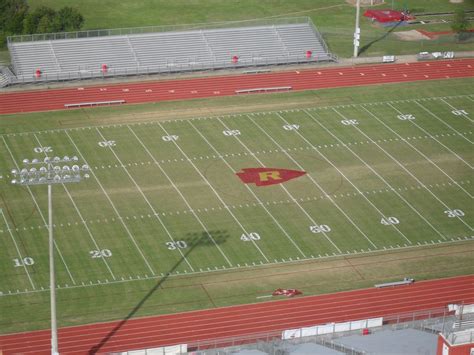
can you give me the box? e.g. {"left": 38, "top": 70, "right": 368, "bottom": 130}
{"left": 1, "top": 0, "right": 84, "bottom": 47}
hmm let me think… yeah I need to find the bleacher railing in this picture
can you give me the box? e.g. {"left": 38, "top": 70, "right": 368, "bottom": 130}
{"left": 6, "top": 53, "right": 336, "bottom": 84}
{"left": 7, "top": 17, "right": 313, "bottom": 43}
{"left": 180, "top": 307, "right": 451, "bottom": 352}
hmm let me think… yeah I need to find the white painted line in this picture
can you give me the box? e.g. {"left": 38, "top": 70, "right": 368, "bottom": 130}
{"left": 440, "top": 98, "right": 473, "bottom": 123}
{"left": 270, "top": 113, "right": 385, "bottom": 248}
{"left": 335, "top": 108, "right": 473, "bottom": 231}
{"left": 65, "top": 131, "right": 160, "bottom": 275}
{"left": 414, "top": 101, "right": 473, "bottom": 145}
{"left": 128, "top": 125, "right": 233, "bottom": 267}
{"left": 384, "top": 103, "right": 473, "bottom": 193}
{"left": 256, "top": 295, "right": 273, "bottom": 299}
{"left": 157, "top": 122, "right": 270, "bottom": 263}
{"left": 2, "top": 236, "right": 472, "bottom": 298}
{"left": 33, "top": 133, "right": 117, "bottom": 280}
{"left": 0, "top": 209, "right": 36, "bottom": 289}
{"left": 188, "top": 120, "right": 307, "bottom": 258}
{"left": 218, "top": 116, "right": 342, "bottom": 253}
{"left": 1, "top": 136, "right": 76, "bottom": 285}
{"left": 304, "top": 109, "right": 417, "bottom": 245}
{"left": 96, "top": 127, "right": 193, "bottom": 272}
{"left": 1, "top": 94, "right": 473, "bottom": 139}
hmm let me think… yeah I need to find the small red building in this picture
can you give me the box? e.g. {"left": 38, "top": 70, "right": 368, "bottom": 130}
{"left": 437, "top": 329, "right": 474, "bottom": 355}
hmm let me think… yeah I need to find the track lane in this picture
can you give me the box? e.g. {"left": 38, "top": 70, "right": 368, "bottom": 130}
{"left": 0, "top": 59, "right": 473, "bottom": 114}
{"left": 0, "top": 275, "right": 472, "bottom": 354}
{"left": 0, "top": 58, "right": 473, "bottom": 353}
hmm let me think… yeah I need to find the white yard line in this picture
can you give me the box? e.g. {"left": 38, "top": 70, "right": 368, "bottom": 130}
{"left": 272, "top": 111, "right": 412, "bottom": 246}
{"left": 65, "top": 130, "right": 158, "bottom": 275}
{"left": 305, "top": 109, "right": 447, "bottom": 241}
{"left": 3, "top": 236, "right": 473, "bottom": 298}
{"left": 216, "top": 116, "right": 343, "bottom": 253}
{"left": 3, "top": 180, "right": 469, "bottom": 235}
{"left": 386, "top": 103, "right": 472, "bottom": 170}
{"left": 332, "top": 108, "right": 473, "bottom": 231}
{"left": 0, "top": 209, "right": 36, "bottom": 289}
{"left": 371, "top": 105, "right": 473, "bottom": 199}
{"left": 440, "top": 98, "right": 473, "bottom": 123}
{"left": 2, "top": 95, "right": 473, "bottom": 139}
{"left": 33, "top": 134, "right": 117, "bottom": 280}
{"left": 157, "top": 122, "right": 270, "bottom": 262}
{"left": 95, "top": 127, "right": 195, "bottom": 272}
{"left": 62, "top": 187, "right": 117, "bottom": 279}
{"left": 414, "top": 101, "right": 473, "bottom": 145}
{"left": 127, "top": 125, "right": 234, "bottom": 267}
{"left": 1, "top": 136, "right": 76, "bottom": 284}
{"left": 266, "top": 113, "right": 386, "bottom": 248}
{"left": 187, "top": 120, "right": 307, "bottom": 258}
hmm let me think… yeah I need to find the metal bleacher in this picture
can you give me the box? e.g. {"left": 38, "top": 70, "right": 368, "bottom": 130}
{"left": 6, "top": 17, "right": 336, "bottom": 84}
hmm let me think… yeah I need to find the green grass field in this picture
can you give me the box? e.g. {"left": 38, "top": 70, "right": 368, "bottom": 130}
{"left": 1, "top": 0, "right": 469, "bottom": 60}
{"left": 0, "top": 79, "right": 473, "bottom": 333}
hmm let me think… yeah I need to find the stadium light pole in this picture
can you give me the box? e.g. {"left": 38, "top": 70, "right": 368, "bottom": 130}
{"left": 11, "top": 156, "right": 90, "bottom": 355}
{"left": 354, "top": 0, "right": 361, "bottom": 58}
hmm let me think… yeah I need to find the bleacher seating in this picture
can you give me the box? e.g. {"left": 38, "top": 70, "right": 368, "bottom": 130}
{"left": 7, "top": 18, "right": 336, "bottom": 83}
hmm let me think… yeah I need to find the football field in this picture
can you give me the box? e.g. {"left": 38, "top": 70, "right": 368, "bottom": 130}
{"left": 1, "top": 93, "right": 472, "bottom": 302}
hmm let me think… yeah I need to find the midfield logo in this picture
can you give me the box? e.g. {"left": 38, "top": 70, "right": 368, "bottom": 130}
{"left": 236, "top": 168, "right": 306, "bottom": 187}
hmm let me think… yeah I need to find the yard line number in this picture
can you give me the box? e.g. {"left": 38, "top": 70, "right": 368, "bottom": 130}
{"left": 341, "top": 119, "right": 359, "bottom": 126}
{"left": 397, "top": 114, "right": 415, "bottom": 121}
{"left": 451, "top": 110, "right": 468, "bottom": 116}
{"left": 240, "top": 232, "right": 261, "bottom": 241}
{"left": 98, "top": 140, "right": 116, "bottom": 147}
{"left": 90, "top": 249, "right": 112, "bottom": 258}
{"left": 310, "top": 225, "right": 331, "bottom": 233}
{"left": 166, "top": 241, "right": 187, "bottom": 250}
{"left": 34, "top": 146, "right": 52, "bottom": 153}
{"left": 283, "top": 124, "right": 300, "bottom": 131}
{"left": 444, "top": 209, "right": 465, "bottom": 218}
{"left": 13, "top": 257, "right": 34, "bottom": 267}
{"left": 223, "top": 130, "right": 241, "bottom": 136}
{"left": 380, "top": 216, "right": 400, "bottom": 225}
{"left": 162, "top": 135, "right": 179, "bottom": 142}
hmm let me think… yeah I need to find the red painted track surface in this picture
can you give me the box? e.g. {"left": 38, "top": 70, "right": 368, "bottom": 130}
{"left": 0, "top": 275, "right": 473, "bottom": 354}
{"left": 0, "top": 58, "right": 473, "bottom": 115}
{"left": 1, "top": 59, "right": 473, "bottom": 354}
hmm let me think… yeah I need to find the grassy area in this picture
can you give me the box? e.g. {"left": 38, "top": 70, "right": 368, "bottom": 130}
{"left": 25, "top": 0, "right": 474, "bottom": 58}
{"left": 0, "top": 79, "right": 473, "bottom": 333}
{"left": 1, "top": 77, "right": 473, "bottom": 134}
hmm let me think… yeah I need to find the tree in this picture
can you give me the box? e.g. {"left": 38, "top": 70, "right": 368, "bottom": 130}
{"left": 0, "top": 0, "right": 29, "bottom": 34}
{"left": 57, "top": 7, "right": 84, "bottom": 32}
{"left": 23, "top": 6, "right": 58, "bottom": 34}
{"left": 451, "top": 8, "right": 470, "bottom": 41}
{"left": 0, "top": 0, "right": 29, "bottom": 46}
{"left": 22, "top": 5, "right": 84, "bottom": 34}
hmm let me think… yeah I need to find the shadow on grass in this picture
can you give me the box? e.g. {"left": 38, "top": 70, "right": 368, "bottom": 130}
{"left": 358, "top": 21, "right": 403, "bottom": 56}
{"left": 89, "top": 229, "right": 229, "bottom": 354}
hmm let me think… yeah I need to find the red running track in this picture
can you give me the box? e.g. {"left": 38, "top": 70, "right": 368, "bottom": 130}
{"left": 0, "top": 275, "right": 473, "bottom": 354}
{"left": 0, "top": 58, "right": 473, "bottom": 115}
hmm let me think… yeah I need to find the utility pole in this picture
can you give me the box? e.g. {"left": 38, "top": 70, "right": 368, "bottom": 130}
{"left": 11, "top": 156, "right": 90, "bottom": 355}
{"left": 354, "top": 0, "right": 361, "bottom": 58}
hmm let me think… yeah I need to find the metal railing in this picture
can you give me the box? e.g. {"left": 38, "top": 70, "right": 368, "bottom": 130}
{"left": 6, "top": 53, "right": 335, "bottom": 85}
{"left": 7, "top": 17, "right": 313, "bottom": 43}
{"left": 182, "top": 307, "right": 452, "bottom": 352}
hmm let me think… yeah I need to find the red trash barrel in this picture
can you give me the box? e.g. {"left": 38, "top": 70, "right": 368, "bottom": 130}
{"left": 101, "top": 64, "right": 108, "bottom": 73}
{"left": 232, "top": 55, "right": 239, "bottom": 64}
{"left": 306, "top": 50, "right": 312, "bottom": 59}
{"left": 35, "top": 69, "right": 41, "bottom": 78}
{"left": 362, "top": 328, "right": 370, "bottom": 335}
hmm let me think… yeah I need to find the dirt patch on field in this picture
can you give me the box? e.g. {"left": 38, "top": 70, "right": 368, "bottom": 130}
{"left": 393, "top": 30, "right": 432, "bottom": 41}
